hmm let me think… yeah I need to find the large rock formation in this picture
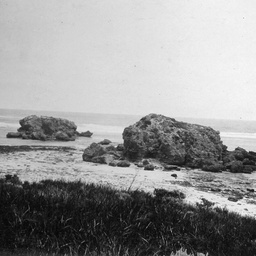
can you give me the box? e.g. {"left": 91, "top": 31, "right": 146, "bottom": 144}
{"left": 81, "top": 113, "right": 256, "bottom": 173}
{"left": 7, "top": 115, "right": 77, "bottom": 141}
{"left": 122, "top": 113, "right": 224, "bottom": 169}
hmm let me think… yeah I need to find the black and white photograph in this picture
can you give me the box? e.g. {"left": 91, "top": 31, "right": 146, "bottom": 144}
{"left": 1, "top": 1, "right": 256, "bottom": 255}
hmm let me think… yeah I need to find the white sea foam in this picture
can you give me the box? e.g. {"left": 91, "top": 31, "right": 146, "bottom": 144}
{"left": 0, "top": 115, "right": 18, "bottom": 119}
{"left": 0, "top": 122, "right": 19, "bottom": 128}
{"left": 220, "top": 132, "right": 256, "bottom": 139}
{"left": 77, "top": 123, "right": 124, "bottom": 134}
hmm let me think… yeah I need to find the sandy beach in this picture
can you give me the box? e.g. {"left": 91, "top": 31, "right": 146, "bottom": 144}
{"left": 1, "top": 145, "right": 256, "bottom": 219}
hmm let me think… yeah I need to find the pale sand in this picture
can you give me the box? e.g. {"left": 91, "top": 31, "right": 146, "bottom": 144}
{"left": 1, "top": 147, "right": 256, "bottom": 218}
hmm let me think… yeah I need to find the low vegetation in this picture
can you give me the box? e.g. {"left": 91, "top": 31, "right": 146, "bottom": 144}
{"left": 0, "top": 175, "right": 256, "bottom": 255}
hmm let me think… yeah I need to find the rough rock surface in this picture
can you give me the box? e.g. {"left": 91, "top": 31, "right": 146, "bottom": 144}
{"left": 99, "top": 139, "right": 112, "bottom": 145}
{"left": 123, "top": 113, "right": 224, "bottom": 168}
{"left": 55, "top": 131, "right": 75, "bottom": 141}
{"left": 116, "top": 160, "right": 131, "bottom": 167}
{"left": 6, "top": 132, "right": 22, "bottom": 138}
{"left": 77, "top": 131, "right": 93, "bottom": 137}
{"left": 116, "top": 144, "right": 124, "bottom": 151}
{"left": 82, "top": 142, "right": 123, "bottom": 164}
{"left": 8, "top": 115, "right": 77, "bottom": 141}
{"left": 82, "top": 143, "right": 106, "bottom": 162}
{"left": 144, "top": 164, "right": 155, "bottom": 171}
{"left": 223, "top": 147, "right": 256, "bottom": 173}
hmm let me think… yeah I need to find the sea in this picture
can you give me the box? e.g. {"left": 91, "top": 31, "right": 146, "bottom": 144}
{"left": 1, "top": 108, "right": 256, "bottom": 152}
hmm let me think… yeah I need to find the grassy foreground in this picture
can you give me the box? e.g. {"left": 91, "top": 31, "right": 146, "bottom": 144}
{"left": 0, "top": 175, "right": 256, "bottom": 256}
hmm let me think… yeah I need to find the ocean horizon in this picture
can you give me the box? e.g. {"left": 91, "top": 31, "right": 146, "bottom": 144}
{"left": 1, "top": 108, "right": 256, "bottom": 151}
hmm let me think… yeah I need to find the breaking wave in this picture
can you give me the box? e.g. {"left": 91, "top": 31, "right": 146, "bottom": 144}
{"left": 77, "top": 124, "right": 124, "bottom": 134}
{"left": 0, "top": 122, "right": 19, "bottom": 128}
{"left": 220, "top": 132, "right": 256, "bottom": 139}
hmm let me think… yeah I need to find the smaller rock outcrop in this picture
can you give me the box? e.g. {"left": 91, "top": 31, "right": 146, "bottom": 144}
{"left": 116, "top": 160, "right": 131, "bottom": 167}
{"left": 6, "top": 115, "right": 77, "bottom": 141}
{"left": 82, "top": 142, "right": 123, "bottom": 165}
{"left": 144, "top": 164, "right": 155, "bottom": 171}
{"left": 163, "top": 164, "right": 181, "bottom": 171}
{"left": 77, "top": 131, "right": 93, "bottom": 137}
{"left": 82, "top": 143, "right": 106, "bottom": 162}
{"left": 99, "top": 139, "right": 112, "bottom": 145}
{"left": 6, "top": 132, "right": 22, "bottom": 138}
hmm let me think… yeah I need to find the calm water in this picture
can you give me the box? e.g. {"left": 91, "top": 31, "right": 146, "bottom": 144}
{"left": 1, "top": 108, "right": 256, "bottom": 151}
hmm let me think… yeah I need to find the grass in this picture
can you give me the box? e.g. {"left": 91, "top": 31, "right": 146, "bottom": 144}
{"left": 0, "top": 175, "right": 256, "bottom": 256}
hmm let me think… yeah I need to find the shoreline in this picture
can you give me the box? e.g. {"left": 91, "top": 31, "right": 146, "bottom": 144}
{"left": 1, "top": 145, "right": 256, "bottom": 218}
{"left": 0, "top": 145, "right": 77, "bottom": 152}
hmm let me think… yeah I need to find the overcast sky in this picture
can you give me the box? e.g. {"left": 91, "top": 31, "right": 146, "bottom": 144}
{"left": 1, "top": 0, "right": 256, "bottom": 120}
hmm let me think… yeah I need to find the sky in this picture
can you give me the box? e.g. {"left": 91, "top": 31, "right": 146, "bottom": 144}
{"left": 1, "top": 0, "right": 256, "bottom": 120}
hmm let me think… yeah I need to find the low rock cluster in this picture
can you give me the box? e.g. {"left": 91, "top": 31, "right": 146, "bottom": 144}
{"left": 82, "top": 140, "right": 130, "bottom": 167}
{"left": 223, "top": 147, "right": 256, "bottom": 173}
{"left": 76, "top": 131, "right": 93, "bottom": 137}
